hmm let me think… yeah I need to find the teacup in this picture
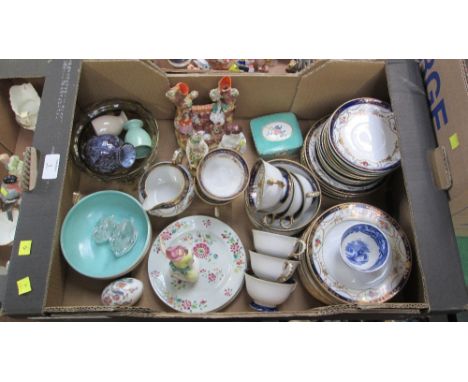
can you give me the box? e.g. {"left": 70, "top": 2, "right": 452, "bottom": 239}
{"left": 123, "top": 119, "right": 153, "bottom": 159}
{"left": 245, "top": 271, "right": 297, "bottom": 312}
{"left": 197, "top": 148, "right": 249, "bottom": 202}
{"left": 340, "top": 223, "right": 390, "bottom": 273}
{"left": 252, "top": 229, "right": 306, "bottom": 259}
{"left": 91, "top": 111, "right": 128, "bottom": 136}
{"left": 249, "top": 250, "right": 299, "bottom": 282}
{"left": 278, "top": 173, "right": 304, "bottom": 228}
{"left": 252, "top": 160, "right": 288, "bottom": 211}
{"left": 138, "top": 151, "right": 194, "bottom": 217}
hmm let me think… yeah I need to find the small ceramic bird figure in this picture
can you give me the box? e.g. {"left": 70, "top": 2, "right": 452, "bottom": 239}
{"left": 186, "top": 131, "right": 209, "bottom": 173}
{"left": 165, "top": 245, "right": 199, "bottom": 283}
{"left": 218, "top": 124, "right": 247, "bottom": 154}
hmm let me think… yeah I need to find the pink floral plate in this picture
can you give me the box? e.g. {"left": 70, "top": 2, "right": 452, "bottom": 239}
{"left": 148, "top": 216, "right": 247, "bottom": 313}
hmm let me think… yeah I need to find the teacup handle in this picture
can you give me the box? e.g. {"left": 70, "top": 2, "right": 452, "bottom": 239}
{"left": 290, "top": 239, "right": 306, "bottom": 259}
{"left": 266, "top": 178, "right": 286, "bottom": 188}
{"left": 305, "top": 191, "right": 320, "bottom": 199}
{"left": 262, "top": 214, "right": 275, "bottom": 226}
{"left": 279, "top": 216, "right": 294, "bottom": 229}
{"left": 277, "top": 261, "right": 295, "bottom": 283}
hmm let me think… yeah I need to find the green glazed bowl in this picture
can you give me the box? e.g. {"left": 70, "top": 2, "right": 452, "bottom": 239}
{"left": 60, "top": 191, "right": 152, "bottom": 279}
{"left": 123, "top": 119, "right": 153, "bottom": 159}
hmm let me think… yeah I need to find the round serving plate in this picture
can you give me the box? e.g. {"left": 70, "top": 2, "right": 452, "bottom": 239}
{"left": 328, "top": 98, "right": 400, "bottom": 173}
{"left": 305, "top": 203, "right": 412, "bottom": 304}
{"left": 148, "top": 216, "right": 247, "bottom": 313}
{"left": 245, "top": 159, "right": 321, "bottom": 236}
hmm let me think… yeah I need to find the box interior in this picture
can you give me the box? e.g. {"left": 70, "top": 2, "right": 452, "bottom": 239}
{"left": 0, "top": 77, "right": 44, "bottom": 268}
{"left": 43, "top": 60, "right": 427, "bottom": 318}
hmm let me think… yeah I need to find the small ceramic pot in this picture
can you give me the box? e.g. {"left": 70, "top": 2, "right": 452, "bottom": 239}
{"left": 340, "top": 223, "right": 390, "bottom": 273}
{"left": 91, "top": 111, "right": 128, "bottom": 136}
{"left": 245, "top": 271, "right": 296, "bottom": 312}
{"left": 252, "top": 159, "right": 288, "bottom": 211}
{"left": 9, "top": 83, "right": 41, "bottom": 131}
{"left": 101, "top": 277, "right": 144, "bottom": 307}
{"left": 249, "top": 250, "right": 299, "bottom": 283}
{"left": 252, "top": 229, "right": 306, "bottom": 260}
{"left": 123, "top": 119, "right": 153, "bottom": 159}
{"left": 84, "top": 135, "right": 136, "bottom": 174}
{"left": 138, "top": 151, "right": 194, "bottom": 217}
{"left": 197, "top": 148, "right": 249, "bottom": 202}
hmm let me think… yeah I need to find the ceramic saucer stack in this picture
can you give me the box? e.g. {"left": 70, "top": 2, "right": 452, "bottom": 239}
{"left": 301, "top": 98, "right": 401, "bottom": 199}
{"left": 298, "top": 203, "right": 412, "bottom": 305}
{"left": 245, "top": 159, "right": 321, "bottom": 236}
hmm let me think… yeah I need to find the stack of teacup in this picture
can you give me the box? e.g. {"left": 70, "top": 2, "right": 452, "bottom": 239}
{"left": 244, "top": 229, "right": 306, "bottom": 312}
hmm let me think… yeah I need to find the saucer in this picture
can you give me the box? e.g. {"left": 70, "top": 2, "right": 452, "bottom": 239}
{"left": 305, "top": 203, "right": 412, "bottom": 304}
{"left": 148, "top": 216, "right": 247, "bottom": 313}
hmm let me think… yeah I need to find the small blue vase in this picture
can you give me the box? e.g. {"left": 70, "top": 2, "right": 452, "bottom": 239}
{"left": 84, "top": 135, "right": 136, "bottom": 174}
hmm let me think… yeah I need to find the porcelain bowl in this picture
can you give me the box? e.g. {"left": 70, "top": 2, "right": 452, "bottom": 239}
{"left": 60, "top": 191, "right": 152, "bottom": 279}
{"left": 245, "top": 271, "right": 296, "bottom": 311}
{"left": 250, "top": 250, "right": 299, "bottom": 282}
{"left": 340, "top": 223, "right": 390, "bottom": 273}
{"left": 252, "top": 229, "right": 306, "bottom": 259}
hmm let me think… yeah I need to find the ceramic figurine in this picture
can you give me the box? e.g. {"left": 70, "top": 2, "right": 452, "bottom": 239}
{"left": 0, "top": 153, "right": 24, "bottom": 179}
{"left": 84, "top": 134, "right": 136, "bottom": 174}
{"left": 9, "top": 83, "right": 41, "bottom": 131}
{"left": 101, "top": 277, "right": 144, "bottom": 307}
{"left": 186, "top": 131, "right": 209, "bottom": 173}
{"left": 91, "top": 111, "right": 128, "bottom": 136}
{"left": 207, "top": 59, "right": 232, "bottom": 70}
{"left": 166, "top": 77, "right": 239, "bottom": 149}
{"left": 286, "top": 59, "right": 312, "bottom": 73}
{"left": 218, "top": 124, "right": 247, "bottom": 154}
{"left": 165, "top": 245, "right": 199, "bottom": 283}
{"left": 253, "top": 59, "right": 271, "bottom": 73}
{"left": 0, "top": 175, "right": 21, "bottom": 203}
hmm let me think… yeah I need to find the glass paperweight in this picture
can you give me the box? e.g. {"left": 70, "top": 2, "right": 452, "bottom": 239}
{"left": 109, "top": 219, "right": 138, "bottom": 257}
{"left": 92, "top": 215, "right": 117, "bottom": 244}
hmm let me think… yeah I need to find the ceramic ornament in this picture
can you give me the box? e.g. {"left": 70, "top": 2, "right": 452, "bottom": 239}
{"left": 218, "top": 124, "right": 247, "bottom": 154}
{"left": 9, "top": 83, "right": 41, "bottom": 131}
{"left": 0, "top": 153, "right": 24, "bottom": 179}
{"left": 101, "top": 277, "right": 144, "bottom": 306}
{"left": 165, "top": 245, "right": 199, "bottom": 283}
{"left": 186, "top": 131, "right": 209, "bottom": 173}
{"left": 166, "top": 76, "right": 239, "bottom": 150}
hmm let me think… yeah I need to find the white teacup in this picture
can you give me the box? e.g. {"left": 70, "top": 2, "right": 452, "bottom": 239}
{"left": 250, "top": 250, "right": 299, "bottom": 282}
{"left": 253, "top": 160, "right": 288, "bottom": 211}
{"left": 197, "top": 148, "right": 249, "bottom": 202}
{"left": 252, "top": 229, "right": 306, "bottom": 259}
{"left": 293, "top": 172, "right": 319, "bottom": 220}
{"left": 245, "top": 271, "right": 297, "bottom": 312}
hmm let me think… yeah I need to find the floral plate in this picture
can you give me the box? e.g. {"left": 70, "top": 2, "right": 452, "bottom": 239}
{"left": 306, "top": 203, "right": 412, "bottom": 304}
{"left": 148, "top": 216, "right": 247, "bottom": 313}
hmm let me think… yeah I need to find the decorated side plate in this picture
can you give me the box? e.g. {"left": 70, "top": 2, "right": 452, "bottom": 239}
{"left": 329, "top": 98, "right": 400, "bottom": 172}
{"left": 306, "top": 203, "right": 412, "bottom": 304}
{"left": 148, "top": 216, "right": 246, "bottom": 313}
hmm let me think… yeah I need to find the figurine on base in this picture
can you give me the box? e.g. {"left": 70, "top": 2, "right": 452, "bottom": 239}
{"left": 218, "top": 124, "right": 247, "bottom": 154}
{"left": 186, "top": 131, "right": 209, "bottom": 173}
{"left": 166, "top": 245, "right": 199, "bottom": 283}
{"left": 0, "top": 153, "right": 24, "bottom": 179}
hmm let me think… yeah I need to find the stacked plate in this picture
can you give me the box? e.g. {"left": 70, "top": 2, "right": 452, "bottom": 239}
{"left": 298, "top": 203, "right": 412, "bottom": 305}
{"left": 301, "top": 98, "right": 400, "bottom": 199}
{"left": 244, "top": 159, "right": 321, "bottom": 236}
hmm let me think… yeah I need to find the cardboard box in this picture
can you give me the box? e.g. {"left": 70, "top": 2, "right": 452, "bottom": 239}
{"left": 2, "top": 59, "right": 467, "bottom": 319}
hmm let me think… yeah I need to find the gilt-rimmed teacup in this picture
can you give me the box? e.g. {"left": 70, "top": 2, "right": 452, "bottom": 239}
{"left": 252, "top": 159, "right": 289, "bottom": 211}
{"left": 250, "top": 250, "right": 299, "bottom": 283}
{"left": 252, "top": 229, "right": 306, "bottom": 260}
{"left": 196, "top": 148, "right": 249, "bottom": 202}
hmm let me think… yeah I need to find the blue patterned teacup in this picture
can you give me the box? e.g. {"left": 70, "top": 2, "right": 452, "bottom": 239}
{"left": 340, "top": 223, "right": 390, "bottom": 273}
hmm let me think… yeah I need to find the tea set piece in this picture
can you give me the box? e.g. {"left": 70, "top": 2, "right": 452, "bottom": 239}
{"left": 252, "top": 160, "right": 288, "bottom": 212}
{"left": 249, "top": 250, "right": 299, "bottom": 283}
{"left": 138, "top": 150, "right": 195, "bottom": 218}
{"left": 101, "top": 277, "right": 144, "bottom": 307}
{"left": 250, "top": 112, "right": 303, "bottom": 159}
{"left": 301, "top": 203, "right": 412, "bottom": 304}
{"left": 196, "top": 148, "right": 249, "bottom": 203}
{"left": 166, "top": 76, "right": 239, "bottom": 150}
{"left": 245, "top": 272, "right": 297, "bottom": 312}
{"left": 91, "top": 111, "right": 128, "bottom": 136}
{"left": 148, "top": 216, "right": 247, "bottom": 313}
{"left": 245, "top": 159, "right": 321, "bottom": 236}
{"left": 73, "top": 99, "right": 159, "bottom": 181}
{"left": 60, "top": 191, "right": 152, "bottom": 279}
{"left": 9, "top": 83, "right": 41, "bottom": 131}
{"left": 252, "top": 229, "right": 306, "bottom": 260}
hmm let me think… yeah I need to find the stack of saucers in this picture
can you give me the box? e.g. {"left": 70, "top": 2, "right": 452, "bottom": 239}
{"left": 301, "top": 98, "right": 401, "bottom": 199}
{"left": 298, "top": 202, "right": 412, "bottom": 305}
{"left": 244, "top": 159, "right": 321, "bottom": 236}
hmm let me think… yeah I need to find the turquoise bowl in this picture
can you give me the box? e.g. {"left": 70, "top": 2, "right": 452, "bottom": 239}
{"left": 60, "top": 191, "right": 152, "bottom": 279}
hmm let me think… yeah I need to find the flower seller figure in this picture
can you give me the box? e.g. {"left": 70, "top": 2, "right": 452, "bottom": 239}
{"left": 165, "top": 245, "right": 199, "bottom": 283}
{"left": 166, "top": 82, "right": 199, "bottom": 150}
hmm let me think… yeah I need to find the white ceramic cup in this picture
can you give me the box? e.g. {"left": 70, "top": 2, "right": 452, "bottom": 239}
{"left": 278, "top": 173, "right": 304, "bottom": 228}
{"left": 253, "top": 160, "right": 288, "bottom": 211}
{"left": 250, "top": 250, "right": 299, "bottom": 282}
{"left": 293, "top": 172, "right": 319, "bottom": 219}
{"left": 245, "top": 271, "right": 296, "bottom": 311}
{"left": 252, "top": 229, "right": 306, "bottom": 259}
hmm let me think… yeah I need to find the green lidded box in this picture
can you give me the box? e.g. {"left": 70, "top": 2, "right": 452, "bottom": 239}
{"left": 250, "top": 112, "right": 303, "bottom": 159}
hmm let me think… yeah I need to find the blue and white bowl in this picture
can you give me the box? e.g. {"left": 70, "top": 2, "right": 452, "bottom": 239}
{"left": 340, "top": 223, "right": 390, "bottom": 273}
